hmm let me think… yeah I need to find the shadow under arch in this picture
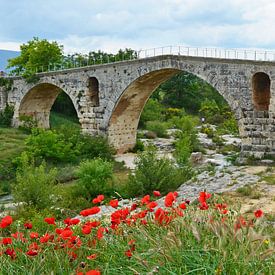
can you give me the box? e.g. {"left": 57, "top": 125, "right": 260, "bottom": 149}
{"left": 108, "top": 68, "right": 237, "bottom": 153}
{"left": 18, "top": 83, "right": 80, "bottom": 128}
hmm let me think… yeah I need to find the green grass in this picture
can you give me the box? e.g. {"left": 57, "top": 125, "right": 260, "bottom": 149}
{"left": 0, "top": 194, "right": 274, "bottom": 274}
{"left": 49, "top": 111, "right": 80, "bottom": 130}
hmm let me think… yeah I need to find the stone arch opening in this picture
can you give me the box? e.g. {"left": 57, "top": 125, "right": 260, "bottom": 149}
{"left": 108, "top": 68, "right": 236, "bottom": 153}
{"left": 50, "top": 91, "right": 80, "bottom": 128}
{"left": 252, "top": 72, "right": 271, "bottom": 111}
{"left": 18, "top": 83, "right": 79, "bottom": 128}
{"left": 88, "top": 77, "right": 99, "bottom": 107}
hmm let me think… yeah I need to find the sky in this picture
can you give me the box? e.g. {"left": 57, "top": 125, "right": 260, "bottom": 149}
{"left": 0, "top": 0, "right": 275, "bottom": 54}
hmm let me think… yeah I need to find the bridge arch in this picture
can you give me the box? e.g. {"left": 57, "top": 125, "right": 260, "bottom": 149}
{"left": 108, "top": 68, "right": 237, "bottom": 153}
{"left": 17, "top": 82, "right": 80, "bottom": 128}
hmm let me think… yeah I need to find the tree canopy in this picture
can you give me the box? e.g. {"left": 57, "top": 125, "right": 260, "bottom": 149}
{"left": 7, "top": 37, "right": 63, "bottom": 76}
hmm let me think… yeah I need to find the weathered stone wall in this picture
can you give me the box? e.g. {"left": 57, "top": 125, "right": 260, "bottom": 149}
{"left": 0, "top": 86, "right": 7, "bottom": 112}
{"left": 4, "top": 55, "right": 275, "bottom": 157}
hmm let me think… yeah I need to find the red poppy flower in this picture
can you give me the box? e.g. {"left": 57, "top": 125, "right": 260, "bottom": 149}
{"left": 24, "top": 222, "right": 33, "bottom": 229}
{"left": 97, "top": 227, "right": 105, "bottom": 240}
{"left": 146, "top": 201, "right": 158, "bottom": 209}
{"left": 199, "top": 202, "right": 209, "bottom": 210}
{"left": 153, "top": 190, "right": 161, "bottom": 197}
{"left": 30, "top": 232, "right": 39, "bottom": 239}
{"left": 130, "top": 203, "right": 137, "bottom": 211}
{"left": 82, "top": 225, "right": 92, "bottom": 235}
{"left": 87, "top": 253, "right": 97, "bottom": 260}
{"left": 2, "top": 237, "right": 12, "bottom": 245}
{"left": 39, "top": 233, "right": 51, "bottom": 243}
{"left": 80, "top": 207, "right": 100, "bottom": 216}
{"left": 125, "top": 249, "right": 132, "bottom": 258}
{"left": 44, "top": 217, "right": 56, "bottom": 225}
{"left": 179, "top": 202, "right": 186, "bottom": 210}
{"left": 109, "top": 199, "right": 119, "bottom": 208}
{"left": 92, "top": 195, "right": 104, "bottom": 204}
{"left": 141, "top": 195, "right": 150, "bottom": 204}
{"left": 254, "top": 209, "right": 263, "bottom": 218}
{"left": 164, "top": 192, "right": 176, "bottom": 207}
{"left": 5, "top": 248, "right": 16, "bottom": 259}
{"left": 0, "top": 215, "right": 13, "bottom": 228}
{"left": 26, "top": 250, "right": 38, "bottom": 256}
{"left": 198, "top": 192, "right": 211, "bottom": 204}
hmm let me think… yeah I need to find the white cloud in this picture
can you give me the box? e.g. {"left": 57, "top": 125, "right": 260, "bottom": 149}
{"left": 1, "top": 0, "right": 275, "bottom": 52}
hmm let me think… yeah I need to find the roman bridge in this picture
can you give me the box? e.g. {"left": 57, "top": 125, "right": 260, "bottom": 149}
{"left": 1, "top": 49, "right": 275, "bottom": 158}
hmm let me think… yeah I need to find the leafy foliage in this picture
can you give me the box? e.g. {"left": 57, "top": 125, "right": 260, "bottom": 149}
{"left": 76, "top": 158, "right": 113, "bottom": 199}
{"left": 7, "top": 37, "right": 63, "bottom": 76}
{"left": 12, "top": 153, "right": 57, "bottom": 210}
{"left": 127, "top": 147, "right": 187, "bottom": 196}
{"left": 145, "top": 120, "right": 168, "bottom": 138}
{"left": 0, "top": 105, "right": 14, "bottom": 127}
{"left": 139, "top": 99, "right": 165, "bottom": 127}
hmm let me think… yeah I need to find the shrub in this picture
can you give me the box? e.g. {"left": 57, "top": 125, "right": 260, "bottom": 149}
{"left": 12, "top": 153, "right": 57, "bottom": 210}
{"left": 127, "top": 147, "right": 186, "bottom": 196}
{"left": 139, "top": 99, "right": 165, "bottom": 127}
{"left": 18, "top": 115, "right": 38, "bottom": 133}
{"left": 174, "top": 134, "right": 192, "bottom": 166}
{"left": 0, "top": 105, "right": 14, "bottom": 127}
{"left": 218, "top": 117, "right": 239, "bottom": 135}
{"left": 78, "top": 134, "right": 115, "bottom": 161}
{"left": 146, "top": 121, "right": 168, "bottom": 138}
{"left": 131, "top": 139, "right": 145, "bottom": 153}
{"left": 24, "top": 128, "right": 79, "bottom": 162}
{"left": 76, "top": 158, "right": 113, "bottom": 199}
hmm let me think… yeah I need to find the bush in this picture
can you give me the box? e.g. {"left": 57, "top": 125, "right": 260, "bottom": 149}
{"left": 76, "top": 158, "right": 113, "bottom": 199}
{"left": 18, "top": 115, "right": 38, "bottom": 133}
{"left": 131, "top": 139, "right": 145, "bottom": 153}
{"left": 174, "top": 134, "right": 192, "bottom": 166}
{"left": 146, "top": 121, "right": 168, "bottom": 138}
{"left": 0, "top": 105, "right": 14, "bottom": 127}
{"left": 127, "top": 148, "right": 186, "bottom": 196}
{"left": 12, "top": 153, "right": 57, "bottom": 210}
{"left": 139, "top": 99, "right": 165, "bottom": 127}
{"left": 218, "top": 117, "right": 239, "bottom": 135}
{"left": 24, "top": 128, "right": 80, "bottom": 163}
{"left": 78, "top": 134, "right": 114, "bottom": 161}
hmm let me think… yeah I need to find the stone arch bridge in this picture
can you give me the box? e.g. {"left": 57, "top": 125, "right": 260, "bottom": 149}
{"left": 1, "top": 54, "right": 275, "bottom": 158}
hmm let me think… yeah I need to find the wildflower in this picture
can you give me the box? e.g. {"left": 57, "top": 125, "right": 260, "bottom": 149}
{"left": 199, "top": 202, "right": 209, "bottom": 210}
{"left": 39, "top": 233, "right": 51, "bottom": 243}
{"left": 26, "top": 250, "right": 38, "bottom": 256}
{"left": 109, "top": 199, "right": 119, "bottom": 208}
{"left": 87, "top": 253, "right": 97, "bottom": 260}
{"left": 165, "top": 192, "right": 176, "bottom": 207}
{"left": 141, "top": 195, "right": 150, "bottom": 204}
{"left": 198, "top": 191, "right": 211, "bottom": 204}
{"left": 254, "top": 209, "right": 263, "bottom": 218}
{"left": 2, "top": 238, "right": 12, "bottom": 245}
{"left": 153, "top": 190, "right": 161, "bottom": 197}
{"left": 64, "top": 218, "right": 80, "bottom": 226}
{"left": 146, "top": 201, "right": 158, "bottom": 209}
{"left": 5, "top": 248, "right": 16, "bottom": 260}
{"left": 24, "top": 222, "right": 33, "bottom": 229}
{"left": 30, "top": 232, "right": 39, "bottom": 239}
{"left": 97, "top": 227, "right": 106, "bottom": 240}
{"left": 44, "top": 217, "right": 56, "bottom": 225}
{"left": 179, "top": 202, "right": 186, "bottom": 210}
{"left": 92, "top": 194, "right": 104, "bottom": 204}
{"left": 0, "top": 215, "right": 13, "bottom": 228}
{"left": 125, "top": 249, "right": 132, "bottom": 258}
{"left": 80, "top": 207, "right": 101, "bottom": 216}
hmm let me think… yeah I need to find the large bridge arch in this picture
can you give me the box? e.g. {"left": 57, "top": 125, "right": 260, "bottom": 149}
{"left": 107, "top": 67, "right": 240, "bottom": 153}
{"left": 15, "top": 82, "right": 80, "bottom": 128}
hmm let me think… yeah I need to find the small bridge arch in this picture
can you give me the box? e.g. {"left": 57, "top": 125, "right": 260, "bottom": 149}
{"left": 16, "top": 82, "right": 80, "bottom": 128}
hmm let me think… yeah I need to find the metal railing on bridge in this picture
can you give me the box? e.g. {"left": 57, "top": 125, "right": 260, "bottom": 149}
{"left": 11, "top": 46, "right": 275, "bottom": 76}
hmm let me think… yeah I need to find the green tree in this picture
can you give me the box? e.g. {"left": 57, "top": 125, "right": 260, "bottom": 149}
{"left": 7, "top": 37, "right": 63, "bottom": 76}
